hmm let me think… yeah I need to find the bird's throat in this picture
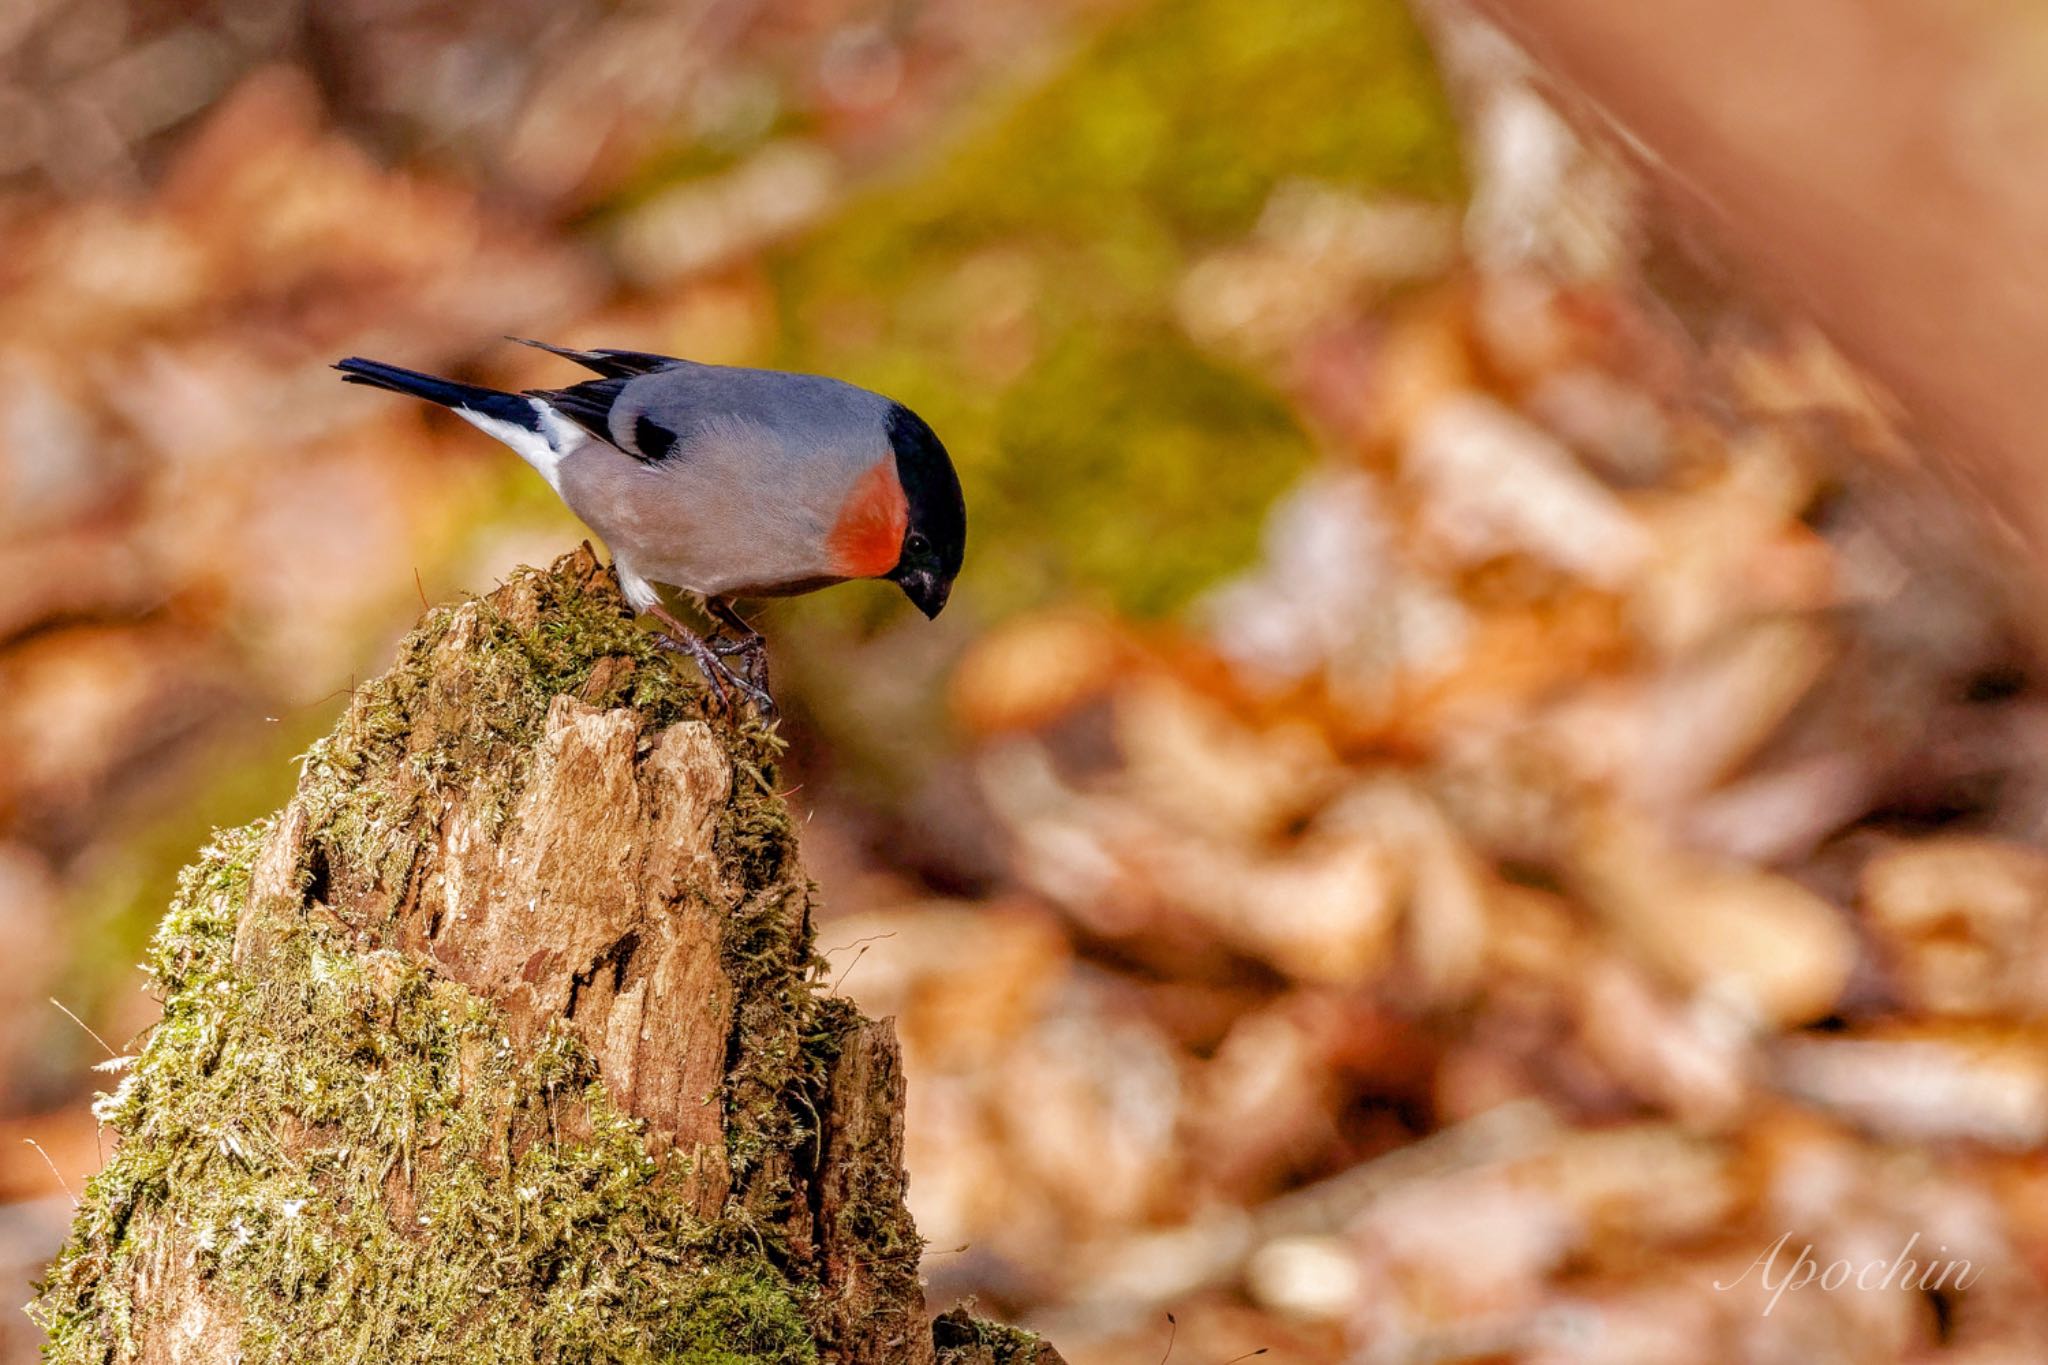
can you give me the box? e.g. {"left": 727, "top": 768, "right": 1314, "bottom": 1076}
{"left": 826, "top": 456, "right": 911, "bottom": 579}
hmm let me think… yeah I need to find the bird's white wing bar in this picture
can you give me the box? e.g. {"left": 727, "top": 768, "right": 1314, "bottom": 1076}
{"left": 448, "top": 398, "right": 586, "bottom": 495}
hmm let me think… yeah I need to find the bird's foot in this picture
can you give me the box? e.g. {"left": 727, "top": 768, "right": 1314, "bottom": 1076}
{"left": 708, "top": 630, "right": 771, "bottom": 692}
{"left": 655, "top": 629, "right": 776, "bottom": 717}
{"left": 646, "top": 605, "right": 775, "bottom": 718}
{"left": 702, "top": 599, "right": 772, "bottom": 693}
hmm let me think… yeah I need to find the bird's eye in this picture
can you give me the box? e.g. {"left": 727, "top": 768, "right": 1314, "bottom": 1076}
{"left": 907, "top": 532, "right": 931, "bottom": 556}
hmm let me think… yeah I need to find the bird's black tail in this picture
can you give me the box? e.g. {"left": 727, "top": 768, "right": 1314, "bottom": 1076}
{"left": 334, "top": 357, "right": 541, "bottom": 432}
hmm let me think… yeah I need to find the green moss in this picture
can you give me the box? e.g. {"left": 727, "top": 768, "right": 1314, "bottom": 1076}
{"left": 769, "top": 0, "right": 1463, "bottom": 618}
{"left": 663, "top": 1264, "right": 816, "bottom": 1365}
{"left": 31, "top": 558, "right": 839, "bottom": 1364}
{"left": 932, "top": 1306, "right": 1052, "bottom": 1365}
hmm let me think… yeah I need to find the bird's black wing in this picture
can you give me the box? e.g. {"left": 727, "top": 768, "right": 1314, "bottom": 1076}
{"left": 526, "top": 378, "right": 683, "bottom": 464}
{"left": 589, "top": 347, "right": 687, "bottom": 377}
{"left": 528, "top": 378, "right": 626, "bottom": 443}
{"left": 508, "top": 337, "right": 683, "bottom": 380}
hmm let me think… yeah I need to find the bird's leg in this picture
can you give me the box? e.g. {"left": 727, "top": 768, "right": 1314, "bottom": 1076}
{"left": 646, "top": 603, "right": 774, "bottom": 717}
{"left": 704, "top": 598, "right": 771, "bottom": 695}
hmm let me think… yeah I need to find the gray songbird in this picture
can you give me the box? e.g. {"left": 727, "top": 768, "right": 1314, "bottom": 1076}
{"left": 336, "top": 340, "right": 966, "bottom": 713}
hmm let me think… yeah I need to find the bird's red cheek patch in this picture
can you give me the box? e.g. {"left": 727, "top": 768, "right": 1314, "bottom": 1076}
{"left": 827, "top": 457, "right": 911, "bottom": 579}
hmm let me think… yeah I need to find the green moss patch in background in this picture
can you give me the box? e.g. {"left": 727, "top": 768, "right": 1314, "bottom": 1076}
{"left": 770, "top": 0, "right": 1462, "bottom": 619}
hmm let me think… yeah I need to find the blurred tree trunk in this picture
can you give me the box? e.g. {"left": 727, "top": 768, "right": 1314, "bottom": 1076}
{"left": 32, "top": 547, "right": 1059, "bottom": 1365}
{"left": 1462, "top": 0, "right": 2048, "bottom": 644}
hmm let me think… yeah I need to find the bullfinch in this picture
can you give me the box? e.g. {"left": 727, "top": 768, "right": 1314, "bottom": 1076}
{"left": 335, "top": 340, "right": 966, "bottom": 713}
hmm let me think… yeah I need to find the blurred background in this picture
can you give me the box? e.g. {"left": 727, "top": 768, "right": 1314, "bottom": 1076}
{"left": 7, "top": 0, "right": 2048, "bottom": 1360}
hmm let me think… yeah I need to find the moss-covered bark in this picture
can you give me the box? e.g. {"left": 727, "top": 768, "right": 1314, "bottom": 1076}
{"left": 31, "top": 547, "right": 1058, "bottom": 1365}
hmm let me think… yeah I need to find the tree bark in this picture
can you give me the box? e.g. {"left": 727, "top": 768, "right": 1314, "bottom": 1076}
{"left": 32, "top": 547, "right": 1059, "bottom": 1365}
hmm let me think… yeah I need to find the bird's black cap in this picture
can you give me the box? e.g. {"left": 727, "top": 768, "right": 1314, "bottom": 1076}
{"left": 885, "top": 402, "right": 965, "bottom": 618}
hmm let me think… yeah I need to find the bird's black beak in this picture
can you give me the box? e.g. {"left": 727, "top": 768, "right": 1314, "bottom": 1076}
{"left": 898, "top": 569, "right": 950, "bottom": 620}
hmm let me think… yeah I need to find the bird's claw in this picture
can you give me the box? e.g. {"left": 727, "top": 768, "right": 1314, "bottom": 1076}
{"left": 655, "top": 630, "right": 777, "bottom": 720}
{"left": 728, "top": 669, "right": 777, "bottom": 719}
{"left": 708, "top": 630, "right": 771, "bottom": 692}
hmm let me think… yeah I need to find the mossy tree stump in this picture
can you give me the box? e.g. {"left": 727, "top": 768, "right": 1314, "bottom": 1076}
{"left": 32, "top": 547, "right": 1060, "bottom": 1365}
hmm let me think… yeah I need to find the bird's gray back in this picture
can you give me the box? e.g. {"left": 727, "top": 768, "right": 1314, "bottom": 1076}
{"left": 614, "top": 362, "right": 892, "bottom": 465}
